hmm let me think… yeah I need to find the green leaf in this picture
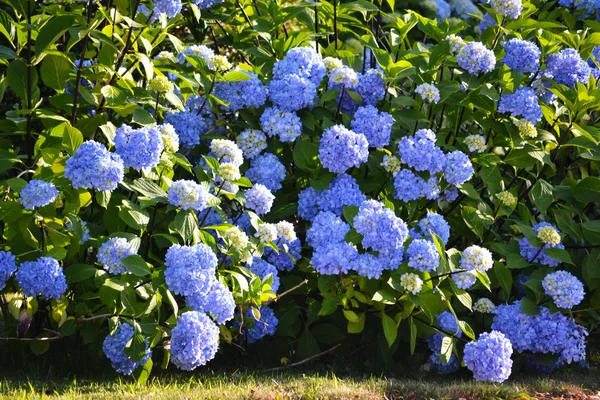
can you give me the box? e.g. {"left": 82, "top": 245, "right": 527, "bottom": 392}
{"left": 223, "top": 71, "right": 252, "bottom": 81}
{"left": 132, "top": 108, "right": 156, "bottom": 125}
{"left": 133, "top": 358, "right": 153, "bottom": 384}
{"left": 372, "top": 290, "right": 396, "bottom": 305}
{"left": 521, "top": 297, "right": 540, "bottom": 316}
{"left": 529, "top": 180, "right": 553, "bottom": 213}
{"left": 293, "top": 140, "right": 320, "bottom": 173}
{"left": 554, "top": 209, "right": 582, "bottom": 241}
{"left": 119, "top": 207, "right": 150, "bottom": 230}
{"left": 493, "top": 262, "right": 513, "bottom": 298}
{"left": 121, "top": 255, "right": 151, "bottom": 276}
{"left": 342, "top": 206, "right": 359, "bottom": 226}
{"left": 381, "top": 313, "right": 398, "bottom": 348}
{"left": 409, "top": 316, "right": 417, "bottom": 355}
{"left": 35, "top": 16, "right": 76, "bottom": 55}
{"left": 131, "top": 178, "right": 168, "bottom": 202}
{"left": 440, "top": 336, "right": 453, "bottom": 363}
{"left": 504, "top": 149, "right": 537, "bottom": 168}
{"left": 573, "top": 177, "right": 600, "bottom": 203}
{"left": 347, "top": 312, "right": 365, "bottom": 333}
{"left": 172, "top": 209, "right": 196, "bottom": 241}
{"left": 55, "top": 122, "right": 83, "bottom": 154}
{"left": 342, "top": 309, "right": 359, "bottom": 322}
{"left": 41, "top": 55, "right": 71, "bottom": 90}
{"left": 124, "top": 333, "right": 148, "bottom": 362}
{"left": 582, "top": 221, "right": 600, "bottom": 244}
{"left": 7, "top": 60, "right": 36, "bottom": 101}
{"left": 64, "top": 263, "right": 97, "bottom": 283}
{"left": 544, "top": 248, "right": 573, "bottom": 265}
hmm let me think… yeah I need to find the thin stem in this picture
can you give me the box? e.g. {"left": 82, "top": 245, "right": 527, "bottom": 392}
{"left": 71, "top": 2, "right": 93, "bottom": 125}
{"left": 333, "top": 0, "right": 338, "bottom": 50}
{"left": 334, "top": 88, "right": 345, "bottom": 121}
{"left": 264, "top": 279, "right": 308, "bottom": 305}
{"left": 236, "top": 0, "right": 260, "bottom": 47}
{"left": 491, "top": 17, "right": 505, "bottom": 50}
{"left": 314, "top": 5, "right": 319, "bottom": 52}
{"left": 263, "top": 344, "right": 341, "bottom": 371}
{"left": 412, "top": 315, "right": 468, "bottom": 343}
{"left": 154, "top": 92, "right": 161, "bottom": 119}
{"left": 26, "top": 0, "right": 33, "bottom": 167}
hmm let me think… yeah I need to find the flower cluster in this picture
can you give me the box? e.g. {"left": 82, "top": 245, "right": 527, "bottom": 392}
{"left": 318, "top": 125, "right": 369, "bottom": 174}
{"left": 498, "top": 87, "right": 542, "bottom": 124}
{"left": 350, "top": 106, "right": 393, "bottom": 148}
{"left": 115, "top": 125, "right": 164, "bottom": 170}
{"left": 239, "top": 306, "right": 279, "bottom": 343}
{"left": 214, "top": 70, "right": 267, "bottom": 111}
{"left": 246, "top": 153, "right": 286, "bottom": 192}
{"left": 463, "top": 331, "right": 513, "bottom": 382}
{"left": 16, "top": 257, "right": 67, "bottom": 299}
{"left": 354, "top": 200, "right": 408, "bottom": 254}
{"left": 0, "top": 251, "right": 17, "bottom": 291}
{"left": 456, "top": 41, "right": 496, "bottom": 75}
{"left": 519, "top": 222, "right": 564, "bottom": 267}
{"left": 473, "top": 298, "right": 496, "bottom": 313}
{"left": 545, "top": 48, "right": 591, "bottom": 88}
{"left": 248, "top": 258, "right": 280, "bottom": 293}
{"left": 407, "top": 239, "right": 440, "bottom": 272}
{"left": 167, "top": 180, "right": 209, "bottom": 212}
{"left": 260, "top": 107, "right": 302, "bottom": 142}
{"left": 272, "top": 47, "right": 326, "bottom": 87}
{"left": 19, "top": 180, "right": 59, "bottom": 210}
{"left": 490, "top": 0, "right": 523, "bottom": 19}
{"left": 503, "top": 39, "right": 541, "bottom": 74}
{"left": 97, "top": 237, "right": 136, "bottom": 275}
{"left": 245, "top": 184, "right": 275, "bottom": 215}
{"left": 169, "top": 311, "right": 220, "bottom": 370}
{"left": 464, "top": 135, "right": 487, "bottom": 153}
{"left": 542, "top": 270, "right": 585, "bottom": 309}
{"left": 400, "top": 273, "right": 423, "bottom": 294}
{"left": 328, "top": 67, "right": 386, "bottom": 113}
{"left": 103, "top": 324, "right": 151, "bottom": 375}
{"left": 460, "top": 245, "right": 493, "bottom": 272}
{"left": 427, "top": 312, "right": 461, "bottom": 374}
{"left": 65, "top": 141, "right": 124, "bottom": 191}
{"left": 236, "top": 129, "right": 267, "bottom": 160}
{"left": 415, "top": 83, "right": 440, "bottom": 104}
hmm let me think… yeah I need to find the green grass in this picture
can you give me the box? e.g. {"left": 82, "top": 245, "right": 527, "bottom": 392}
{"left": 1, "top": 365, "right": 599, "bottom": 399}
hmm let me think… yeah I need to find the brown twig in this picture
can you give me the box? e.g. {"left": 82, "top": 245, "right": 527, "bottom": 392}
{"left": 264, "top": 279, "right": 308, "bottom": 305}
{"left": 264, "top": 344, "right": 341, "bottom": 371}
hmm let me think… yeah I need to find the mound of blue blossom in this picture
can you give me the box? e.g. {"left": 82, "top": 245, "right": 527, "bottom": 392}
{"left": 464, "top": 331, "right": 513, "bottom": 382}
{"left": 16, "top": 257, "right": 67, "bottom": 299}
{"left": 65, "top": 141, "right": 124, "bottom": 191}
{"left": 169, "top": 311, "right": 220, "bottom": 370}
{"left": 114, "top": 125, "right": 164, "bottom": 170}
{"left": 168, "top": 180, "right": 209, "bottom": 212}
{"left": 19, "top": 180, "right": 59, "bottom": 210}
{"left": 97, "top": 238, "right": 137, "bottom": 275}
{"left": 0, "top": 251, "right": 17, "bottom": 290}
{"left": 103, "top": 324, "right": 151, "bottom": 375}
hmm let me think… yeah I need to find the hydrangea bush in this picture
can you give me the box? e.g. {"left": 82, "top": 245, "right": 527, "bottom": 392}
{"left": 0, "top": 0, "right": 599, "bottom": 384}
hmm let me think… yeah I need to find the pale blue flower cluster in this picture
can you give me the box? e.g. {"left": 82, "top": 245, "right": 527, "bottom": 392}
{"left": 268, "top": 74, "right": 316, "bottom": 111}
{"left": 210, "top": 139, "right": 244, "bottom": 167}
{"left": 354, "top": 200, "right": 408, "bottom": 254}
{"left": 393, "top": 170, "right": 430, "bottom": 202}
{"left": 19, "top": 180, "right": 59, "bottom": 210}
{"left": 492, "top": 301, "right": 588, "bottom": 366}
{"left": 164, "top": 243, "right": 217, "bottom": 298}
{"left": 519, "top": 222, "right": 564, "bottom": 267}
{"left": 558, "top": 0, "right": 600, "bottom": 19}
{"left": 167, "top": 180, "right": 209, "bottom": 212}
{"left": 152, "top": 0, "right": 182, "bottom": 20}
{"left": 0, "top": 251, "right": 17, "bottom": 290}
{"left": 187, "top": 280, "right": 235, "bottom": 324}
{"left": 397, "top": 129, "right": 446, "bottom": 174}
{"left": 545, "top": 48, "right": 591, "bottom": 88}
{"left": 16, "top": 257, "right": 67, "bottom": 299}
{"left": 192, "top": 0, "right": 223, "bottom": 9}
{"left": 328, "top": 68, "right": 386, "bottom": 113}
{"left": 246, "top": 153, "right": 286, "bottom": 192}
{"left": 311, "top": 242, "right": 358, "bottom": 275}
{"left": 350, "top": 106, "right": 393, "bottom": 148}
{"left": 241, "top": 306, "right": 279, "bottom": 343}
{"left": 355, "top": 69, "right": 386, "bottom": 108}
{"left": 427, "top": 311, "right": 461, "bottom": 374}
{"left": 318, "top": 125, "right": 369, "bottom": 174}
{"left": 498, "top": 87, "right": 542, "bottom": 124}
{"left": 351, "top": 253, "right": 384, "bottom": 279}
{"left": 264, "top": 238, "right": 302, "bottom": 271}
{"left": 65, "top": 141, "right": 124, "bottom": 191}
{"left": 249, "top": 258, "right": 280, "bottom": 293}
{"left": 260, "top": 107, "right": 302, "bottom": 143}
{"left": 115, "top": 125, "right": 164, "bottom": 170}
{"left": 273, "top": 47, "right": 326, "bottom": 87}
{"left": 460, "top": 245, "right": 493, "bottom": 272}
{"left": 170, "top": 311, "right": 220, "bottom": 370}
{"left": 297, "top": 187, "right": 323, "bottom": 221}
{"left": 236, "top": 129, "right": 267, "bottom": 160}
{"left": 97, "top": 237, "right": 136, "bottom": 275}
{"left": 503, "top": 39, "right": 541, "bottom": 74}
{"left": 444, "top": 150, "right": 474, "bottom": 185}
{"left": 417, "top": 212, "right": 451, "bottom": 243}
{"left": 407, "top": 239, "right": 440, "bottom": 272}
{"left": 306, "top": 211, "right": 350, "bottom": 249}
{"left": 317, "top": 174, "right": 366, "bottom": 216}
{"left": 448, "top": 0, "right": 479, "bottom": 18}
{"left": 490, "top": 0, "right": 523, "bottom": 18}
{"left": 542, "top": 270, "right": 585, "bottom": 309}
{"left": 435, "top": 0, "right": 451, "bottom": 19}
{"left": 176, "top": 44, "right": 213, "bottom": 65}
{"left": 103, "top": 324, "right": 151, "bottom": 375}
{"left": 457, "top": 41, "right": 496, "bottom": 74}
{"left": 245, "top": 184, "right": 275, "bottom": 215}
{"left": 165, "top": 110, "right": 212, "bottom": 148}
{"left": 464, "top": 331, "right": 513, "bottom": 382}
{"left": 415, "top": 83, "right": 441, "bottom": 104}
{"left": 214, "top": 70, "right": 267, "bottom": 111}
{"left": 453, "top": 272, "right": 477, "bottom": 289}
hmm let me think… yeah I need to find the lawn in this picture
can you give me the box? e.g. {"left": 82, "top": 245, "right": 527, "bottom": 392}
{"left": 2, "top": 362, "right": 599, "bottom": 399}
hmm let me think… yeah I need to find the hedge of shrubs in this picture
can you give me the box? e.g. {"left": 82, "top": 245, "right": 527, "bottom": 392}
{"left": 1, "top": 0, "right": 600, "bottom": 383}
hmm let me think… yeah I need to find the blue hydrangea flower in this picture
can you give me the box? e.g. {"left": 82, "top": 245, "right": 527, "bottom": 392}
{"left": 491, "top": 0, "right": 522, "bottom": 18}
{"left": 164, "top": 110, "right": 212, "bottom": 148}
{"left": 114, "top": 125, "right": 164, "bottom": 170}
{"left": 318, "top": 125, "right": 369, "bottom": 174}
{"left": 310, "top": 242, "right": 358, "bottom": 275}
{"left": 65, "top": 141, "right": 124, "bottom": 191}
{"left": 192, "top": 0, "right": 223, "bottom": 9}
{"left": 444, "top": 150, "right": 474, "bottom": 185}
{"left": 164, "top": 244, "right": 217, "bottom": 297}
{"left": 241, "top": 306, "right": 278, "bottom": 344}
{"left": 423, "top": 177, "right": 441, "bottom": 200}
{"left": 453, "top": 271, "right": 477, "bottom": 289}
{"left": 0, "top": 251, "right": 17, "bottom": 291}
{"left": 393, "top": 169, "right": 427, "bottom": 202}
{"left": 542, "top": 270, "right": 585, "bottom": 309}
{"left": 457, "top": 42, "right": 496, "bottom": 74}
{"left": 236, "top": 129, "right": 267, "bottom": 160}
{"left": 318, "top": 174, "right": 366, "bottom": 216}
{"left": 492, "top": 301, "right": 588, "bottom": 364}
{"left": 16, "top": 257, "right": 67, "bottom": 299}
{"left": 152, "top": 0, "right": 182, "bottom": 19}
{"left": 351, "top": 253, "right": 384, "bottom": 279}
{"left": 464, "top": 331, "right": 513, "bottom": 382}
{"left": 273, "top": 47, "right": 326, "bottom": 87}
{"left": 418, "top": 212, "right": 451, "bottom": 243}
{"left": 187, "top": 280, "right": 235, "bottom": 324}
{"left": 245, "top": 184, "right": 275, "bottom": 215}
{"left": 355, "top": 69, "right": 386, "bottom": 108}
{"left": 248, "top": 258, "right": 280, "bottom": 293}
{"left": 19, "top": 180, "right": 59, "bottom": 210}
{"left": 260, "top": 107, "right": 302, "bottom": 142}
{"left": 435, "top": 0, "right": 451, "bottom": 19}
{"left": 328, "top": 66, "right": 359, "bottom": 88}
{"left": 264, "top": 238, "right": 302, "bottom": 271}
{"left": 479, "top": 12, "right": 497, "bottom": 31}
{"left": 407, "top": 239, "right": 439, "bottom": 272}
{"left": 268, "top": 75, "right": 316, "bottom": 112}
{"left": 350, "top": 105, "right": 393, "bottom": 148}
{"left": 546, "top": 48, "right": 591, "bottom": 88}
{"left": 397, "top": 129, "right": 446, "bottom": 174}
{"left": 213, "top": 70, "right": 267, "bottom": 111}
{"left": 306, "top": 211, "right": 350, "bottom": 249}
{"left": 170, "top": 311, "right": 219, "bottom": 370}
{"left": 437, "top": 311, "right": 460, "bottom": 334}
{"left": 168, "top": 180, "right": 209, "bottom": 212}
{"left": 441, "top": 186, "right": 459, "bottom": 202}
{"left": 103, "top": 324, "right": 151, "bottom": 375}
{"left": 177, "top": 45, "right": 213, "bottom": 65}
{"left": 460, "top": 245, "right": 493, "bottom": 272}
{"left": 415, "top": 83, "right": 441, "bottom": 104}
{"left": 503, "top": 39, "right": 541, "bottom": 74}
{"left": 298, "top": 187, "right": 324, "bottom": 221}
{"left": 498, "top": 87, "right": 542, "bottom": 124}
{"left": 448, "top": 0, "right": 479, "bottom": 18}
{"left": 246, "top": 153, "right": 286, "bottom": 192}
{"left": 354, "top": 200, "right": 408, "bottom": 253}
{"left": 97, "top": 237, "right": 136, "bottom": 275}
